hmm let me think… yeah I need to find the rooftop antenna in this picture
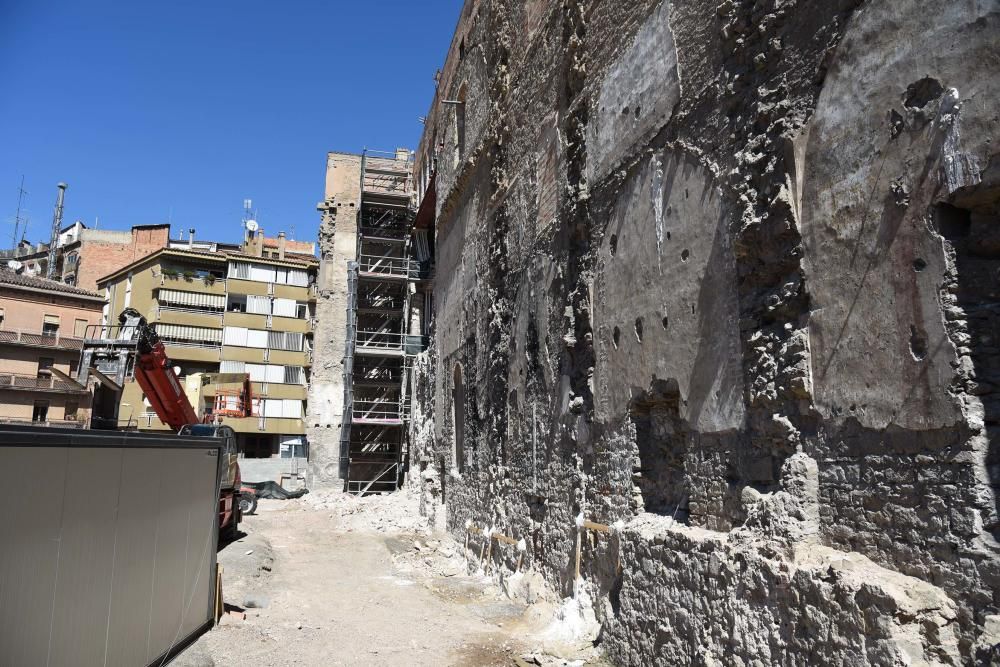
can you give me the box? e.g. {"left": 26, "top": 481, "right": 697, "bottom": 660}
{"left": 12, "top": 175, "right": 27, "bottom": 249}
{"left": 290, "top": 224, "right": 295, "bottom": 240}
{"left": 46, "top": 182, "right": 67, "bottom": 280}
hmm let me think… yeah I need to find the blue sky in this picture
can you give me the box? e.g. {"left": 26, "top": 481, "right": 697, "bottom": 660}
{"left": 0, "top": 0, "right": 462, "bottom": 249}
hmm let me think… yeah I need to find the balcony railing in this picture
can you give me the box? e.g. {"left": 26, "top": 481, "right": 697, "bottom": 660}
{"left": 351, "top": 399, "right": 409, "bottom": 423}
{"left": 357, "top": 254, "right": 419, "bottom": 279}
{"left": 355, "top": 330, "right": 406, "bottom": 352}
{"left": 0, "top": 373, "right": 88, "bottom": 392}
{"left": 0, "top": 329, "right": 84, "bottom": 350}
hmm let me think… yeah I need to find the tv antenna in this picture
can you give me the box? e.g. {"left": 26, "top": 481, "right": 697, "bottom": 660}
{"left": 12, "top": 176, "right": 27, "bottom": 248}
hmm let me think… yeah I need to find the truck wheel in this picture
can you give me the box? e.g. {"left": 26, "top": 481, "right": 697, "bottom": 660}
{"left": 239, "top": 494, "right": 258, "bottom": 516}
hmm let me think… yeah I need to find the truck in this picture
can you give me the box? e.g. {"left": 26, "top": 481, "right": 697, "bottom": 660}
{"left": 79, "top": 308, "right": 252, "bottom": 539}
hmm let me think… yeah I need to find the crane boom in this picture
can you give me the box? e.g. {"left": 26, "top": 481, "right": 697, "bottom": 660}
{"left": 132, "top": 332, "right": 200, "bottom": 431}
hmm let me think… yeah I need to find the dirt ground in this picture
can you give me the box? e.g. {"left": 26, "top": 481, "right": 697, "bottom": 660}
{"left": 171, "top": 489, "right": 608, "bottom": 667}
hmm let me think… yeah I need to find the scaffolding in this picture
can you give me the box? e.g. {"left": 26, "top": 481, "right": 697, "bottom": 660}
{"left": 340, "top": 149, "right": 417, "bottom": 495}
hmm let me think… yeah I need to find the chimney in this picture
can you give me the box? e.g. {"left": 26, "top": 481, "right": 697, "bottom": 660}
{"left": 277, "top": 231, "right": 286, "bottom": 260}
{"left": 255, "top": 229, "right": 264, "bottom": 257}
{"left": 188, "top": 228, "right": 195, "bottom": 248}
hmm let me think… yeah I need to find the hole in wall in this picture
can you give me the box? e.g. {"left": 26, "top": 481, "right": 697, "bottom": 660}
{"left": 630, "top": 379, "right": 689, "bottom": 521}
{"left": 934, "top": 203, "right": 972, "bottom": 240}
{"left": 609, "top": 234, "right": 618, "bottom": 257}
{"left": 681, "top": 249, "right": 690, "bottom": 262}
{"left": 634, "top": 317, "right": 644, "bottom": 342}
{"left": 666, "top": 231, "right": 671, "bottom": 240}
{"left": 612, "top": 326, "right": 621, "bottom": 349}
{"left": 913, "top": 258, "right": 927, "bottom": 272}
{"left": 909, "top": 325, "right": 928, "bottom": 361}
{"left": 661, "top": 315, "right": 669, "bottom": 330}
{"left": 633, "top": 106, "right": 641, "bottom": 118}
{"left": 904, "top": 77, "right": 943, "bottom": 110}
{"left": 622, "top": 106, "right": 630, "bottom": 115}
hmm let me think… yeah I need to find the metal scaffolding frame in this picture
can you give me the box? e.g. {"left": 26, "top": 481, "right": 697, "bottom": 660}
{"left": 340, "top": 149, "right": 417, "bottom": 495}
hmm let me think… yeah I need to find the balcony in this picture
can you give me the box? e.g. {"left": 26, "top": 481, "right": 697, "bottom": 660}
{"left": 0, "top": 329, "right": 84, "bottom": 351}
{"left": 0, "top": 373, "right": 89, "bottom": 394}
{"left": 157, "top": 272, "right": 227, "bottom": 295}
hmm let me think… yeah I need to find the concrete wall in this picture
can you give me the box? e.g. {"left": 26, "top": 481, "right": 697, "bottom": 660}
{"left": 409, "top": 0, "right": 1000, "bottom": 663}
{"left": 307, "top": 152, "right": 363, "bottom": 486}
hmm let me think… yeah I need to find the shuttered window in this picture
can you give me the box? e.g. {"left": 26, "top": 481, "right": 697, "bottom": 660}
{"left": 223, "top": 326, "right": 248, "bottom": 346}
{"left": 156, "top": 324, "right": 222, "bottom": 344}
{"left": 247, "top": 329, "right": 268, "bottom": 349}
{"left": 272, "top": 298, "right": 296, "bottom": 318}
{"left": 250, "top": 265, "right": 277, "bottom": 283}
{"left": 228, "top": 262, "right": 250, "bottom": 279}
{"left": 159, "top": 289, "right": 225, "bottom": 311}
{"left": 284, "top": 366, "right": 304, "bottom": 384}
{"left": 247, "top": 295, "right": 271, "bottom": 315}
{"left": 287, "top": 269, "right": 308, "bottom": 287}
{"left": 282, "top": 400, "right": 303, "bottom": 419}
{"left": 220, "top": 360, "right": 245, "bottom": 373}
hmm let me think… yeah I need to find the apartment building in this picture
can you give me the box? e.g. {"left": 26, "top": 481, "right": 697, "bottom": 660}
{"left": 96, "top": 227, "right": 318, "bottom": 458}
{"left": 0, "top": 222, "right": 171, "bottom": 291}
{"left": 0, "top": 269, "right": 104, "bottom": 427}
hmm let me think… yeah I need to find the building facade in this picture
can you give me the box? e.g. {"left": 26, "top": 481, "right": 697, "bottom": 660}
{"left": 404, "top": 0, "right": 1000, "bottom": 664}
{"left": 1, "top": 222, "right": 171, "bottom": 291}
{"left": 0, "top": 270, "right": 104, "bottom": 427}
{"left": 97, "top": 227, "right": 318, "bottom": 458}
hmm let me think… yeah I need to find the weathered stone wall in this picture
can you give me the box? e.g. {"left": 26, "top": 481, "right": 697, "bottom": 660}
{"left": 408, "top": 0, "right": 1000, "bottom": 663}
{"left": 307, "top": 152, "right": 362, "bottom": 486}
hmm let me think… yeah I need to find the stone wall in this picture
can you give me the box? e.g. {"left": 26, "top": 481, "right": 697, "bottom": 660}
{"left": 307, "top": 152, "right": 362, "bottom": 486}
{"left": 408, "top": 0, "right": 1000, "bottom": 663}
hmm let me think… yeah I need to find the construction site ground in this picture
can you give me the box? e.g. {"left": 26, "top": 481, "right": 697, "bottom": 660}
{"left": 173, "top": 488, "right": 608, "bottom": 667}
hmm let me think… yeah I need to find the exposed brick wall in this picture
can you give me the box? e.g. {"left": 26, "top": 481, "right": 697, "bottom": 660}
{"left": 75, "top": 226, "right": 170, "bottom": 291}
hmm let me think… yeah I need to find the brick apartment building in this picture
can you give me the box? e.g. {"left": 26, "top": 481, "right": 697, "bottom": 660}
{"left": 1, "top": 222, "right": 171, "bottom": 291}
{"left": 0, "top": 269, "right": 104, "bottom": 427}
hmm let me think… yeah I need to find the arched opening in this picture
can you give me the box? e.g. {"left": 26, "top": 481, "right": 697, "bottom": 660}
{"left": 452, "top": 363, "right": 465, "bottom": 473}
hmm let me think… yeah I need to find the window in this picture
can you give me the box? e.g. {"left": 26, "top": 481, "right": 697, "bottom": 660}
{"left": 42, "top": 315, "right": 59, "bottom": 337}
{"left": 247, "top": 295, "right": 271, "bottom": 315}
{"left": 228, "top": 262, "right": 251, "bottom": 280}
{"left": 284, "top": 366, "right": 304, "bottom": 385}
{"left": 74, "top": 318, "right": 88, "bottom": 338}
{"left": 37, "top": 357, "right": 54, "bottom": 378}
{"left": 32, "top": 400, "right": 49, "bottom": 423}
{"left": 227, "top": 295, "right": 247, "bottom": 312}
{"left": 272, "top": 298, "right": 296, "bottom": 318}
{"left": 64, "top": 400, "right": 78, "bottom": 420}
{"left": 124, "top": 273, "right": 133, "bottom": 308}
{"left": 296, "top": 303, "right": 308, "bottom": 319}
{"left": 0, "top": 308, "right": 5, "bottom": 328}
{"left": 155, "top": 324, "right": 223, "bottom": 346}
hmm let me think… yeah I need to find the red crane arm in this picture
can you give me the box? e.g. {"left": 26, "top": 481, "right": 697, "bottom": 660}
{"left": 133, "top": 340, "right": 200, "bottom": 431}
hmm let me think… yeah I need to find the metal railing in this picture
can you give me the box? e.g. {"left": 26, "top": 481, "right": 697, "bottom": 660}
{"left": 357, "top": 253, "right": 419, "bottom": 278}
{"left": 0, "top": 373, "right": 87, "bottom": 392}
{"left": 355, "top": 330, "right": 406, "bottom": 352}
{"left": 158, "top": 273, "right": 226, "bottom": 289}
{"left": 351, "top": 399, "right": 410, "bottom": 423}
{"left": 0, "top": 328, "right": 84, "bottom": 350}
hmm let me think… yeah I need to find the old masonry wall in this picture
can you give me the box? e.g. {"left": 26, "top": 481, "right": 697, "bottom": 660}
{"left": 407, "top": 0, "right": 1000, "bottom": 663}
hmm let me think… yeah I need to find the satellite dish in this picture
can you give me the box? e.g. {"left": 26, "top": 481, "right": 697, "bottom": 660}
{"left": 6, "top": 260, "right": 22, "bottom": 272}
{"left": 245, "top": 220, "right": 259, "bottom": 233}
